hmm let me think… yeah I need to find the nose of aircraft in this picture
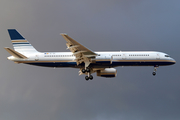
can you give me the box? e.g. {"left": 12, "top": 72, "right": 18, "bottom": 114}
{"left": 171, "top": 58, "right": 176, "bottom": 64}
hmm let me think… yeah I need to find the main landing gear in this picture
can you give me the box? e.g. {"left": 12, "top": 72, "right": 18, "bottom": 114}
{"left": 152, "top": 65, "right": 159, "bottom": 76}
{"left": 85, "top": 74, "right": 93, "bottom": 80}
{"left": 82, "top": 68, "right": 90, "bottom": 73}
{"left": 82, "top": 68, "right": 93, "bottom": 81}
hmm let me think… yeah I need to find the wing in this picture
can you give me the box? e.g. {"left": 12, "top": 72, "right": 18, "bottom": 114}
{"left": 61, "top": 33, "right": 97, "bottom": 66}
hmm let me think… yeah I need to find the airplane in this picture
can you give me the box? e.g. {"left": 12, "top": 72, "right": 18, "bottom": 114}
{"left": 4, "top": 29, "right": 176, "bottom": 80}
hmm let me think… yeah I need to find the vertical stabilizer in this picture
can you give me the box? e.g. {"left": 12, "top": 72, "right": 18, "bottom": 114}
{"left": 8, "top": 29, "right": 39, "bottom": 54}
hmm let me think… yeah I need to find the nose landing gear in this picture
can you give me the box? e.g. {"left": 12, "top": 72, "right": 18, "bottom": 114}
{"left": 152, "top": 65, "right": 159, "bottom": 76}
{"left": 152, "top": 71, "right": 156, "bottom": 76}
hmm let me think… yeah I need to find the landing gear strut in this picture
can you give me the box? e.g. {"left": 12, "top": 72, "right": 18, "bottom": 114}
{"left": 152, "top": 65, "right": 158, "bottom": 76}
{"left": 86, "top": 68, "right": 90, "bottom": 72}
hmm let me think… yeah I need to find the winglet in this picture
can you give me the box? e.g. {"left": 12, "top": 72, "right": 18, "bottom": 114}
{"left": 4, "top": 47, "right": 28, "bottom": 59}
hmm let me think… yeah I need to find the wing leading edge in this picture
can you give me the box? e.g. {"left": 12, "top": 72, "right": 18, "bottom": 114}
{"left": 61, "top": 33, "right": 97, "bottom": 66}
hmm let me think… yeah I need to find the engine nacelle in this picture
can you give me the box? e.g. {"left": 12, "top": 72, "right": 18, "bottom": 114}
{"left": 97, "top": 68, "right": 117, "bottom": 78}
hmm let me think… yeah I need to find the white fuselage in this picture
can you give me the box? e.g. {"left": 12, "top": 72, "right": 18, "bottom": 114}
{"left": 8, "top": 51, "right": 176, "bottom": 68}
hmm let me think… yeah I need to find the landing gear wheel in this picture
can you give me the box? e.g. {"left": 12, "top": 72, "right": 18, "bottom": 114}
{"left": 89, "top": 75, "right": 93, "bottom": 80}
{"left": 85, "top": 76, "right": 89, "bottom": 80}
{"left": 152, "top": 72, "right": 156, "bottom": 76}
{"left": 86, "top": 68, "right": 90, "bottom": 72}
{"left": 82, "top": 69, "right": 86, "bottom": 73}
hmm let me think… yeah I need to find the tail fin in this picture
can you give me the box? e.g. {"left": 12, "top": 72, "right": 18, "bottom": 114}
{"left": 8, "top": 29, "right": 39, "bottom": 54}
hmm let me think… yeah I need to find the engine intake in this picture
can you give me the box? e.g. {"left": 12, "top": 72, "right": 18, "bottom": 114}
{"left": 97, "top": 68, "right": 117, "bottom": 78}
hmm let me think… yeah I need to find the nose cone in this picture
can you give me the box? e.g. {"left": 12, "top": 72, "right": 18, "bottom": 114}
{"left": 171, "top": 58, "right": 176, "bottom": 64}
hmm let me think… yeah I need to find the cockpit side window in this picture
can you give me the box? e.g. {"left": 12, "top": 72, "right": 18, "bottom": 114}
{"left": 165, "top": 55, "right": 170, "bottom": 57}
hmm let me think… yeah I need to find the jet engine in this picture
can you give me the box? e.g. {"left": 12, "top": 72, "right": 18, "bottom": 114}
{"left": 97, "top": 68, "right": 117, "bottom": 78}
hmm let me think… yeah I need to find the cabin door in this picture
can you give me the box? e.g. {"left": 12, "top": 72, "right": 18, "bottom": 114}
{"left": 122, "top": 54, "right": 126, "bottom": 60}
{"left": 156, "top": 54, "right": 160, "bottom": 60}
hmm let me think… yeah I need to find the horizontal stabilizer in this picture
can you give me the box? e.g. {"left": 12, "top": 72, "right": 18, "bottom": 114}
{"left": 4, "top": 47, "right": 28, "bottom": 59}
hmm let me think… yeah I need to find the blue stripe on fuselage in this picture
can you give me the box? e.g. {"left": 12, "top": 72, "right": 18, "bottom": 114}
{"left": 25, "top": 62, "right": 78, "bottom": 68}
{"left": 24, "top": 61, "right": 175, "bottom": 68}
{"left": 110, "top": 61, "right": 175, "bottom": 66}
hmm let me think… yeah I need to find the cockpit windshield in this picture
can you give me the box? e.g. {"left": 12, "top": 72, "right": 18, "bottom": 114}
{"left": 165, "top": 55, "right": 170, "bottom": 57}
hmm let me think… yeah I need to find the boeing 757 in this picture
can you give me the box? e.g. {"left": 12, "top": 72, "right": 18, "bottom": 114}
{"left": 5, "top": 29, "right": 176, "bottom": 80}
